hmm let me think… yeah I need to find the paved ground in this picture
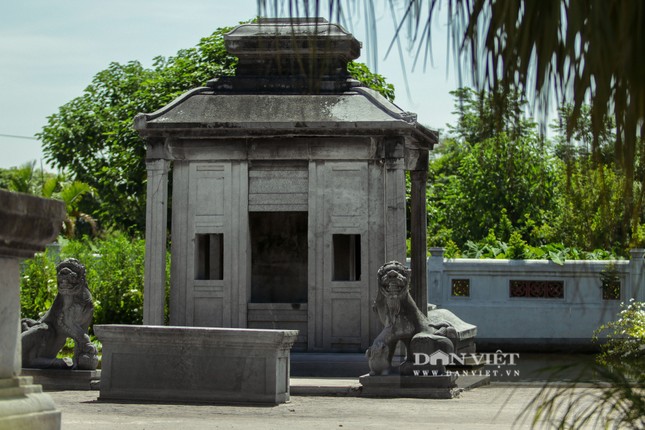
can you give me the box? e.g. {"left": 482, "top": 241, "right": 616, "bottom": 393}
{"left": 50, "top": 381, "right": 577, "bottom": 430}
{"left": 41, "top": 353, "right": 607, "bottom": 429}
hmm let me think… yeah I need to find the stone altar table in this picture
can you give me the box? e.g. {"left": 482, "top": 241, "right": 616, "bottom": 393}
{"left": 95, "top": 325, "right": 298, "bottom": 405}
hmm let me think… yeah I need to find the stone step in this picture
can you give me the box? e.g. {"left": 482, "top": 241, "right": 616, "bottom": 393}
{"left": 21, "top": 369, "right": 100, "bottom": 391}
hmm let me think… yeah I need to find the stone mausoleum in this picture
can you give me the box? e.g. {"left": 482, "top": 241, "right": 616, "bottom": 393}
{"left": 136, "top": 18, "right": 436, "bottom": 352}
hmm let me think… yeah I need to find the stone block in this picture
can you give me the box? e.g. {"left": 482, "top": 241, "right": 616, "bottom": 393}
{"left": 427, "top": 307, "right": 478, "bottom": 354}
{"left": 95, "top": 325, "right": 298, "bottom": 404}
{"left": 359, "top": 373, "right": 460, "bottom": 399}
{"left": 0, "top": 377, "right": 60, "bottom": 430}
{"left": 21, "top": 369, "right": 100, "bottom": 391}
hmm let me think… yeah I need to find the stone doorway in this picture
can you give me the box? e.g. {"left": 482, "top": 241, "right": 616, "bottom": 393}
{"left": 250, "top": 211, "right": 308, "bottom": 303}
{"left": 247, "top": 211, "right": 308, "bottom": 350}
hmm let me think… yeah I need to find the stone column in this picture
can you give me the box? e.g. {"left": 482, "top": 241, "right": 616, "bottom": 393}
{"left": 410, "top": 169, "right": 428, "bottom": 314}
{"left": 428, "top": 247, "right": 445, "bottom": 306}
{"left": 144, "top": 159, "right": 170, "bottom": 325}
{"left": 384, "top": 137, "right": 406, "bottom": 264}
{"left": 629, "top": 248, "right": 645, "bottom": 301}
{"left": 0, "top": 259, "right": 21, "bottom": 379}
{"left": 0, "top": 190, "right": 65, "bottom": 429}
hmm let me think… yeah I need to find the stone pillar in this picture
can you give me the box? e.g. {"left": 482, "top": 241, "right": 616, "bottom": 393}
{"left": 629, "top": 248, "right": 645, "bottom": 301}
{"left": 0, "top": 259, "right": 21, "bottom": 379}
{"left": 144, "top": 159, "right": 170, "bottom": 325}
{"left": 410, "top": 169, "right": 428, "bottom": 315}
{"left": 384, "top": 137, "right": 406, "bottom": 263}
{"left": 0, "top": 190, "right": 65, "bottom": 429}
{"left": 428, "top": 247, "right": 445, "bottom": 306}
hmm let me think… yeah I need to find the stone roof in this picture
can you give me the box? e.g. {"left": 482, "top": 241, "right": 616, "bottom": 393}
{"left": 134, "top": 85, "right": 437, "bottom": 146}
{"left": 134, "top": 18, "right": 437, "bottom": 147}
{"left": 225, "top": 18, "right": 361, "bottom": 62}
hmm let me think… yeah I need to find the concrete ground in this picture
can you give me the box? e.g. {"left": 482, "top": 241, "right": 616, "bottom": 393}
{"left": 49, "top": 381, "right": 595, "bottom": 430}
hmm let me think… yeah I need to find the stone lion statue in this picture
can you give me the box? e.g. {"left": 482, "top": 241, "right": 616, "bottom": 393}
{"left": 366, "top": 261, "right": 457, "bottom": 376}
{"left": 21, "top": 258, "right": 98, "bottom": 370}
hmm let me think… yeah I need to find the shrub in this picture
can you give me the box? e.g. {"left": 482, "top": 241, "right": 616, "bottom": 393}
{"left": 527, "top": 300, "right": 645, "bottom": 429}
{"left": 594, "top": 299, "right": 645, "bottom": 369}
{"left": 63, "top": 233, "right": 146, "bottom": 327}
{"left": 448, "top": 235, "right": 618, "bottom": 263}
{"left": 19, "top": 232, "right": 169, "bottom": 331}
{"left": 20, "top": 248, "right": 59, "bottom": 320}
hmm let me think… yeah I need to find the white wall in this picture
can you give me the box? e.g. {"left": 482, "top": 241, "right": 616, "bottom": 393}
{"left": 426, "top": 249, "right": 645, "bottom": 351}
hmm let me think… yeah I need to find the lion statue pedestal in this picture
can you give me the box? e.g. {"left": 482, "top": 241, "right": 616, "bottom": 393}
{"left": 359, "top": 261, "right": 488, "bottom": 398}
{"left": 21, "top": 258, "right": 98, "bottom": 371}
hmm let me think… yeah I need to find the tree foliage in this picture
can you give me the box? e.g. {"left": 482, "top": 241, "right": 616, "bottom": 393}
{"left": 439, "top": 0, "right": 645, "bottom": 174}
{"left": 347, "top": 61, "right": 395, "bottom": 102}
{"left": 551, "top": 105, "right": 645, "bottom": 254}
{"left": 268, "top": 1, "right": 645, "bottom": 248}
{"left": 375, "top": 0, "right": 645, "bottom": 193}
{"left": 551, "top": 162, "right": 628, "bottom": 254}
{"left": 428, "top": 87, "right": 645, "bottom": 257}
{"left": 0, "top": 161, "right": 53, "bottom": 195}
{"left": 40, "top": 23, "right": 394, "bottom": 233}
{"left": 39, "top": 25, "right": 238, "bottom": 233}
{"left": 428, "top": 88, "right": 559, "bottom": 248}
{"left": 0, "top": 162, "right": 96, "bottom": 238}
{"left": 447, "top": 87, "right": 535, "bottom": 144}
{"left": 523, "top": 300, "right": 645, "bottom": 429}
{"left": 20, "top": 232, "right": 167, "bottom": 329}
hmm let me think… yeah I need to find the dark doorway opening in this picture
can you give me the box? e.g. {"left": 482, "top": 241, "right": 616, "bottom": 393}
{"left": 250, "top": 212, "right": 308, "bottom": 303}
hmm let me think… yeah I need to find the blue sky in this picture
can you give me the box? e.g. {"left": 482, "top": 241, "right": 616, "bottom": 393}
{"left": 0, "top": 0, "right": 461, "bottom": 169}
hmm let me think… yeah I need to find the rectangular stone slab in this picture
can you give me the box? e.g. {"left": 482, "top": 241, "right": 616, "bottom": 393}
{"left": 21, "top": 369, "right": 100, "bottom": 391}
{"left": 359, "top": 373, "right": 460, "bottom": 399}
{"left": 95, "top": 325, "right": 299, "bottom": 405}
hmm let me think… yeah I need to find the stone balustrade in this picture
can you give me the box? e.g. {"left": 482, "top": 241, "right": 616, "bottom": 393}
{"left": 426, "top": 248, "right": 645, "bottom": 351}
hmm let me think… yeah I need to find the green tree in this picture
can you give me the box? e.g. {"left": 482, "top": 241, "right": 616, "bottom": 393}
{"left": 0, "top": 163, "right": 96, "bottom": 238}
{"left": 550, "top": 104, "right": 644, "bottom": 254}
{"left": 551, "top": 163, "right": 627, "bottom": 254}
{"left": 428, "top": 88, "right": 559, "bottom": 247}
{"left": 552, "top": 104, "right": 616, "bottom": 165}
{"left": 39, "top": 23, "right": 396, "bottom": 234}
{"left": 447, "top": 87, "right": 535, "bottom": 145}
{"left": 38, "top": 27, "right": 237, "bottom": 234}
{"left": 0, "top": 161, "right": 52, "bottom": 195}
{"left": 20, "top": 233, "right": 157, "bottom": 328}
{"left": 267, "top": 0, "right": 645, "bottom": 249}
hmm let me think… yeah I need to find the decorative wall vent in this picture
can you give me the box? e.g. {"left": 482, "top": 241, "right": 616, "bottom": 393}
{"left": 451, "top": 279, "right": 470, "bottom": 297}
{"left": 509, "top": 280, "right": 564, "bottom": 298}
{"left": 600, "top": 263, "right": 621, "bottom": 300}
{"left": 602, "top": 282, "right": 621, "bottom": 300}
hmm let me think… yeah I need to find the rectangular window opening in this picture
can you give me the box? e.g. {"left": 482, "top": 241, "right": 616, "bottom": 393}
{"left": 332, "top": 234, "right": 361, "bottom": 281}
{"left": 195, "top": 233, "right": 224, "bottom": 280}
